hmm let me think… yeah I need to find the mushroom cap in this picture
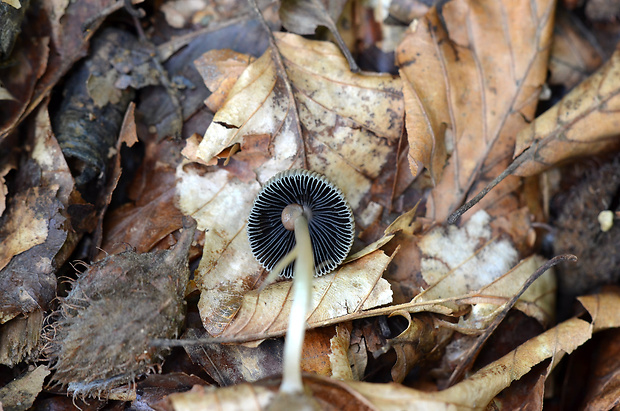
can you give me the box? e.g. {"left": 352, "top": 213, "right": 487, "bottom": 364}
{"left": 247, "top": 169, "right": 355, "bottom": 278}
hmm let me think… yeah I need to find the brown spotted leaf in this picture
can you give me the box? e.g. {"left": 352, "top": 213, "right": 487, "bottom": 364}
{"left": 396, "top": 0, "right": 555, "bottom": 221}
{"left": 178, "top": 32, "right": 403, "bottom": 335}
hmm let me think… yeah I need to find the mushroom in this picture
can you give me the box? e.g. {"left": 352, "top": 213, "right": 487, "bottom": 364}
{"left": 248, "top": 169, "right": 355, "bottom": 279}
{"left": 247, "top": 169, "right": 355, "bottom": 394}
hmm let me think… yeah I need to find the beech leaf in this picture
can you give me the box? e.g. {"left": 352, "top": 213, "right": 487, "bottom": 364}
{"left": 396, "top": 0, "right": 555, "bottom": 221}
{"left": 179, "top": 32, "right": 403, "bottom": 335}
{"left": 514, "top": 47, "right": 620, "bottom": 176}
{"left": 214, "top": 250, "right": 392, "bottom": 340}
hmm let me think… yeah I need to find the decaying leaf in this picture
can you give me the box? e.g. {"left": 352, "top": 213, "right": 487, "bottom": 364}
{"left": 397, "top": 0, "right": 555, "bottom": 221}
{"left": 100, "top": 138, "right": 186, "bottom": 257}
{"left": 193, "top": 49, "right": 254, "bottom": 112}
{"left": 579, "top": 328, "right": 620, "bottom": 411}
{"left": 0, "top": 12, "right": 49, "bottom": 139}
{"left": 388, "top": 312, "right": 453, "bottom": 383}
{"left": 549, "top": 9, "right": 604, "bottom": 89}
{"left": 0, "top": 105, "right": 72, "bottom": 325}
{"left": 515, "top": 47, "right": 620, "bottom": 177}
{"left": 0, "top": 309, "right": 43, "bottom": 366}
{"left": 0, "top": 365, "right": 49, "bottom": 411}
{"left": 213, "top": 250, "right": 392, "bottom": 340}
{"left": 279, "top": 0, "right": 358, "bottom": 72}
{"left": 168, "top": 285, "right": 620, "bottom": 411}
{"left": 183, "top": 328, "right": 284, "bottom": 386}
{"left": 179, "top": 32, "right": 403, "bottom": 335}
{"left": 328, "top": 323, "right": 357, "bottom": 381}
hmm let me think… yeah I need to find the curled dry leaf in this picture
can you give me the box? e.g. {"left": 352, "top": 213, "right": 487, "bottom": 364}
{"left": 183, "top": 328, "right": 284, "bottom": 386}
{"left": 578, "top": 286, "right": 620, "bottom": 332}
{"left": 388, "top": 312, "right": 453, "bottom": 384}
{"left": 396, "top": 0, "right": 555, "bottom": 221}
{"left": 514, "top": 47, "right": 620, "bottom": 177}
{"left": 169, "top": 288, "right": 619, "bottom": 411}
{"left": 214, "top": 250, "right": 392, "bottom": 340}
{"left": 178, "top": 32, "right": 403, "bottom": 335}
{"left": 0, "top": 105, "right": 72, "bottom": 324}
{"left": 328, "top": 323, "right": 355, "bottom": 380}
{"left": 279, "top": 0, "right": 358, "bottom": 72}
{"left": 100, "top": 138, "right": 185, "bottom": 257}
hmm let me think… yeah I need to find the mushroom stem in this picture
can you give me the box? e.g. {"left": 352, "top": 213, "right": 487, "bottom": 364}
{"left": 279, "top": 214, "right": 314, "bottom": 394}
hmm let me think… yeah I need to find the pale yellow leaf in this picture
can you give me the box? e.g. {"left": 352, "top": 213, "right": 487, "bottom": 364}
{"left": 214, "top": 250, "right": 392, "bottom": 340}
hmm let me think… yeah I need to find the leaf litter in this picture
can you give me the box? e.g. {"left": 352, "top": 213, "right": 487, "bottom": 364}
{"left": 2, "top": 0, "right": 620, "bottom": 409}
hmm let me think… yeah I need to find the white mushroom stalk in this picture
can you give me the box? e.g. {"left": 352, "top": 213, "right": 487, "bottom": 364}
{"left": 279, "top": 214, "right": 314, "bottom": 393}
{"left": 247, "top": 169, "right": 355, "bottom": 394}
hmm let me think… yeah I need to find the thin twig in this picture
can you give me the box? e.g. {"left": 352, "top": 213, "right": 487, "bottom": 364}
{"left": 447, "top": 143, "right": 535, "bottom": 225}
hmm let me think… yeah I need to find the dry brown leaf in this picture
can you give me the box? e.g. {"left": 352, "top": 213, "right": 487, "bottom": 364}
{"left": 345, "top": 318, "right": 591, "bottom": 410}
{"left": 279, "top": 0, "right": 357, "bottom": 72}
{"left": 548, "top": 9, "right": 604, "bottom": 89}
{"left": 388, "top": 312, "right": 453, "bottom": 383}
{"left": 514, "top": 47, "right": 620, "bottom": 177}
{"left": 193, "top": 49, "right": 254, "bottom": 112}
{"left": 328, "top": 323, "right": 355, "bottom": 380}
{"left": 213, "top": 250, "right": 392, "bottom": 340}
{"left": 183, "top": 328, "right": 284, "bottom": 386}
{"left": 396, "top": 0, "right": 555, "bottom": 221}
{"left": 101, "top": 138, "right": 185, "bottom": 256}
{"left": 580, "top": 328, "right": 620, "bottom": 411}
{"left": 577, "top": 286, "right": 620, "bottom": 332}
{"left": 168, "top": 384, "right": 276, "bottom": 411}
{"left": 170, "top": 303, "right": 601, "bottom": 411}
{"left": 178, "top": 32, "right": 403, "bottom": 335}
{"left": 194, "top": 33, "right": 402, "bottom": 208}
{"left": 0, "top": 105, "right": 72, "bottom": 324}
{"left": 0, "top": 188, "right": 50, "bottom": 272}
{"left": 0, "top": 365, "right": 50, "bottom": 411}
{"left": 0, "top": 22, "right": 49, "bottom": 139}
{"left": 280, "top": 0, "right": 346, "bottom": 36}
